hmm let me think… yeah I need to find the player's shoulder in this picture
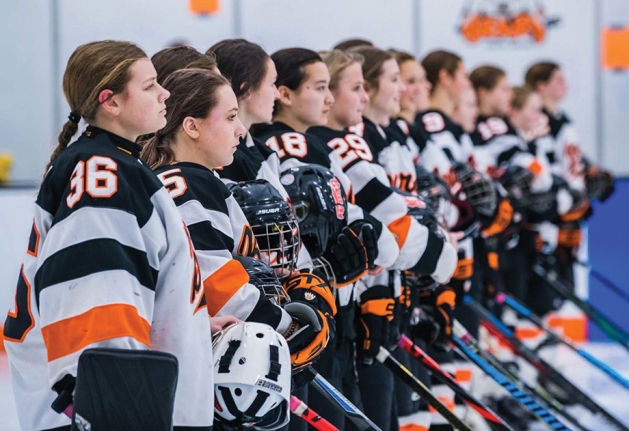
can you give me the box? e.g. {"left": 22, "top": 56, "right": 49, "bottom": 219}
{"left": 155, "top": 162, "right": 230, "bottom": 208}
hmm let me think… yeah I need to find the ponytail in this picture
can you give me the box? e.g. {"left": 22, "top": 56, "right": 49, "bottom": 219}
{"left": 45, "top": 116, "right": 80, "bottom": 175}
{"left": 140, "top": 134, "right": 177, "bottom": 170}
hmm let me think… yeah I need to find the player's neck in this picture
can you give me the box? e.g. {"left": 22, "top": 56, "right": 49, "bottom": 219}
{"left": 91, "top": 117, "right": 140, "bottom": 143}
{"left": 429, "top": 88, "right": 455, "bottom": 118}
{"left": 272, "top": 112, "right": 309, "bottom": 134}
{"left": 397, "top": 109, "right": 416, "bottom": 125}
{"left": 542, "top": 97, "right": 560, "bottom": 116}
{"left": 326, "top": 115, "right": 347, "bottom": 131}
{"left": 363, "top": 104, "right": 390, "bottom": 127}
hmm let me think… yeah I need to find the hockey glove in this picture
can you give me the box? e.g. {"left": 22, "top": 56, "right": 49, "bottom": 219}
{"left": 357, "top": 285, "right": 395, "bottom": 364}
{"left": 283, "top": 272, "right": 337, "bottom": 371}
{"left": 431, "top": 286, "right": 456, "bottom": 351}
{"left": 322, "top": 226, "right": 368, "bottom": 287}
{"left": 409, "top": 305, "right": 442, "bottom": 346}
{"left": 349, "top": 220, "right": 378, "bottom": 269}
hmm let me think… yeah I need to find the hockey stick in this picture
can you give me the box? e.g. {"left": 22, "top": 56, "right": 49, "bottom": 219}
{"left": 575, "top": 260, "right": 629, "bottom": 304}
{"left": 375, "top": 346, "right": 473, "bottom": 431}
{"left": 305, "top": 367, "right": 382, "bottom": 431}
{"left": 290, "top": 395, "right": 339, "bottom": 431}
{"left": 453, "top": 320, "right": 592, "bottom": 431}
{"left": 466, "top": 296, "right": 629, "bottom": 431}
{"left": 451, "top": 324, "right": 573, "bottom": 431}
{"left": 533, "top": 264, "right": 629, "bottom": 353}
{"left": 397, "top": 335, "right": 514, "bottom": 431}
{"left": 496, "top": 291, "right": 629, "bottom": 392}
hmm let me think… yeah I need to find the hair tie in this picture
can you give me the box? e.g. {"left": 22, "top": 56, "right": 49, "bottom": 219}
{"left": 68, "top": 112, "right": 81, "bottom": 124}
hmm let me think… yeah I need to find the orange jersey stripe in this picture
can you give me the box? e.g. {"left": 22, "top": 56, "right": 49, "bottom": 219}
{"left": 203, "top": 259, "right": 250, "bottom": 316}
{"left": 42, "top": 303, "right": 151, "bottom": 362}
{"left": 388, "top": 215, "right": 412, "bottom": 250}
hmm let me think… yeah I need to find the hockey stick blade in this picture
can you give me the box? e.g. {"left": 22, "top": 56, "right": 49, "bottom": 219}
{"left": 305, "top": 367, "right": 382, "bottom": 431}
{"left": 533, "top": 264, "right": 629, "bottom": 353}
{"left": 496, "top": 292, "right": 629, "bottom": 392}
{"left": 290, "top": 395, "right": 339, "bottom": 431}
{"left": 375, "top": 346, "right": 473, "bottom": 431}
{"left": 467, "top": 297, "right": 629, "bottom": 431}
{"left": 398, "top": 335, "right": 514, "bottom": 431}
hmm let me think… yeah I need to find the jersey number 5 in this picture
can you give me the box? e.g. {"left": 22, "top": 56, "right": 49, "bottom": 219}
{"left": 157, "top": 168, "right": 188, "bottom": 199}
{"left": 67, "top": 156, "right": 118, "bottom": 208}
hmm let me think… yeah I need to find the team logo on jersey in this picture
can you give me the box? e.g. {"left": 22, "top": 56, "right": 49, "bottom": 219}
{"left": 329, "top": 177, "right": 346, "bottom": 220}
{"left": 459, "top": 0, "right": 560, "bottom": 44}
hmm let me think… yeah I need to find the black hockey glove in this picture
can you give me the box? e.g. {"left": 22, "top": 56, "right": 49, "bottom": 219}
{"left": 357, "top": 285, "right": 394, "bottom": 365}
{"left": 322, "top": 226, "right": 368, "bottom": 287}
{"left": 349, "top": 220, "right": 378, "bottom": 269}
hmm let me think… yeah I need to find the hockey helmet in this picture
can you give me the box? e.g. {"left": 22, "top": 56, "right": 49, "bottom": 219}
{"left": 229, "top": 180, "right": 300, "bottom": 278}
{"left": 213, "top": 322, "right": 291, "bottom": 430}
{"left": 234, "top": 255, "right": 289, "bottom": 305}
{"left": 451, "top": 162, "right": 497, "bottom": 217}
{"left": 280, "top": 165, "right": 348, "bottom": 258}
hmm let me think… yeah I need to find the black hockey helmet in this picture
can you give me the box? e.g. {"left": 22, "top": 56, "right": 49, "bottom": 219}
{"left": 280, "top": 165, "right": 348, "bottom": 258}
{"left": 229, "top": 180, "right": 300, "bottom": 278}
{"left": 451, "top": 162, "right": 497, "bottom": 217}
{"left": 415, "top": 165, "right": 452, "bottom": 212}
{"left": 498, "top": 164, "right": 534, "bottom": 206}
{"left": 233, "top": 255, "right": 288, "bottom": 305}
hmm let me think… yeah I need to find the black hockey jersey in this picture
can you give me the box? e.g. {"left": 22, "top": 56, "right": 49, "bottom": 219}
{"left": 4, "top": 126, "right": 214, "bottom": 430}
{"left": 153, "top": 162, "right": 291, "bottom": 333}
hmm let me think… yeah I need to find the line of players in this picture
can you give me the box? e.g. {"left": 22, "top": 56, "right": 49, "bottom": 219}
{"left": 2, "top": 36, "right": 614, "bottom": 431}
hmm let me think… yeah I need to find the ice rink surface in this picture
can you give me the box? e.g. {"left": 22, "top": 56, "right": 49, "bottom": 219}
{"left": 1, "top": 343, "right": 628, "bottom": 430}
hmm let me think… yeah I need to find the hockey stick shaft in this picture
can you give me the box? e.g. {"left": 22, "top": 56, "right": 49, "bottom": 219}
{"left": 375, "top": 347, "right": 473, "bottom": 431}
{"left": 533, "top": 264, "right": 629, "bottom": 352}
{"left": 467, "top": 297, "right": 629, "bottom": 431}
{"left": 290, "top": 395, "right": 339, "bottom": 431}
{"left": 305, "top": 367, "right": 382, "bottom": 431}
{"left": 576, "top": 261, "right": 629, "bottom": 304}
{"left": 496, "top": 292, "right": 629, "bottom": 392}
{"left": 397, "top": 335, "right": 514, "bottom": 431}
{"left": 450, "top": 332, "right": 572, "bottom": 430}
{"left": 453, "top": 321, "right": 592, "bottom": 431}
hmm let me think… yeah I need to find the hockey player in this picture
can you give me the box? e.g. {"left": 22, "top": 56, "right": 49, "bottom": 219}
{"left": 151, "top": 45, "right": 220, "bottom": 84}
{"left": 3, "top": 41, "right": 215, "bottom": 430}
{"left": 141, "top": 68, "right": 328, "bottom": 342}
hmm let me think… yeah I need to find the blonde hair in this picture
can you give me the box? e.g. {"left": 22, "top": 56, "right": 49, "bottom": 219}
{"left": 319, "top": 50, "right": 364, "bottom": 91}
{"left": 511, "top": 86, "right": 536, "bottom": 110}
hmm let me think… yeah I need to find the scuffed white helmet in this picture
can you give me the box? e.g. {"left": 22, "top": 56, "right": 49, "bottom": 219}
{"left": 213, "top": 322, "right": 291, "bottom": 430}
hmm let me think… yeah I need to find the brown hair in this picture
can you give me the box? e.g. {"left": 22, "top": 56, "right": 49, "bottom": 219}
{"left": 511, "top": 86, "right": 536, "bottom": 110}
{"left": 333, "top": 38, "right": 374, "bottom": 51}
{"left": 470, "top": 65, "right": 506, "bottom": 92}
{"left": 270, "top": 48, "right": 323, "bottom": 115}
{"left": 524, "top": 61, "right": 560, "bottom": 89}
{"left": 388, "top": 49, "right": 416, "bottom": 67}
{"left": 208, "top": 39, "right": 269, "bottom": 100}
{"left": 421, "top": 50, "right": 462, "bottom": 94}
{"left": 319, "top": 50, "right": 364, "bottom": 91}
{"left": 349, "top": 46, "right": 393, "bottom": 92}
{"left": 46, "top": 40, "right": 146, "bottom": 173}
{"left": 151, "top": 46, "right": 217, "bottom": 84}
{"left": 141, "top": 68, "right": 231, "bottom": 169}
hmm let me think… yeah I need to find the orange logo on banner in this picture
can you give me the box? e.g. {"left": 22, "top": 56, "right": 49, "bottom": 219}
{"left": 190, "top": 0, "right": 220, "bottom": 15}
{"left": 459, "top": 1, "right": 559, "bottom": 44}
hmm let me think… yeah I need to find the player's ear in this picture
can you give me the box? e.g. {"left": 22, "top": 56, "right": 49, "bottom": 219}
{"left": 438, "top": 69, "right": 452, "bottom": 88}
{"left": 277, "top": 85, "right": 292, "bottom": 107}
{"left": 240, "top": 83, "right": 251, "bottom": 102}
{"left": 182, "top": 116, "right": 200, "bottom": 140}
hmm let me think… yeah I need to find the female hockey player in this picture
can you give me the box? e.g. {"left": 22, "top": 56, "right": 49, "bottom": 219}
{"left": 141, "top": 68, "right": 337, "bottom": 377}
{"left": 3, "top": 41, "right": 215, "bottom": 430}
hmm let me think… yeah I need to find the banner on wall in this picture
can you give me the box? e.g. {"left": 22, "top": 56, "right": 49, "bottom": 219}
{"left": 458, "top": 0, "right": 561, "bottom": 45}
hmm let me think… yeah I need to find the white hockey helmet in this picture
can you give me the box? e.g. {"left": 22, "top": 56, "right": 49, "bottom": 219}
{"left": 213, "top": 322, "right": 291, "bottom": 430}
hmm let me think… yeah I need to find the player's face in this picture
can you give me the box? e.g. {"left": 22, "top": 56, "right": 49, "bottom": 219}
{"left": 115, "top": 58, "right": 170, "bottom": 139}
{"left": 371, "top": 58, "right": 403, "bottom": 117}
{"left": 450, "top": 61, "right": 471, "bottom": 101}
{"left": 512, "top": 92, "right": 544, "bottom": 132}
{"left": 292, "top": 62, "right": 335, "bottom": 127}
{"left": 197, "top": 85, "right": 246, "bottom": 169}
{"left": 544, "top": 68, "right": 568, "bottom": 101}
{"left": 247, "top": 58, "right": 280, "bottom": 124}
{"left": 330, "top": 62, "right": 369, "bottom": 128}
{"left": 453, "top": 88, "right": 478, "bottom": 133}
{"left": 400, "top": 60, "right": 431, "bottom": 114}
{"left": 487, "top": 76, "right": 513, "bottom": 115}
